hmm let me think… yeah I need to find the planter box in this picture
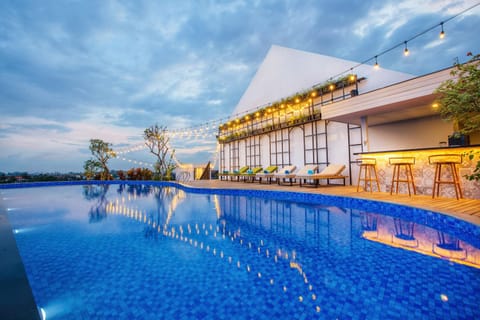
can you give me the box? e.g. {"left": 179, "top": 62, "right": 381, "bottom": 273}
{"left": 448, "top": 134, "right": 470, "bottom": 146}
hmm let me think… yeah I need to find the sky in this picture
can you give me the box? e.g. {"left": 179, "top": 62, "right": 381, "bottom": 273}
{"left": 1, "top": 0, "right": 480, "bottom": 173}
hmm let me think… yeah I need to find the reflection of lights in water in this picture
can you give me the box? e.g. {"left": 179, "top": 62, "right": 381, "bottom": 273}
{"left": 39, "top": 297, "right": 82, "bottom": 319}
{"left": 110, "top": 207, "right": 323, "bottom": 314}
{"left": 40, "top": 307, "right": 46, "bottom": 320}
{"left": 13, "top": 228, "right": 35, "bottom": 234}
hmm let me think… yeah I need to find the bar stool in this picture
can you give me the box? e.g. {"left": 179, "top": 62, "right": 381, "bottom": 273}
{"left": 389, "top": 157, "right": 416, "bottom": 196}
{"left": 429, "top": 154, "right": 463, "bottom": 200}
{"left": 356, "top": 158, "right": 380, "bottom": 192}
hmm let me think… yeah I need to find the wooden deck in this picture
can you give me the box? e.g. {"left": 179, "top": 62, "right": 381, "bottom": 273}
{"left": 184, "top": 180, "right": 480, "bottom": 226}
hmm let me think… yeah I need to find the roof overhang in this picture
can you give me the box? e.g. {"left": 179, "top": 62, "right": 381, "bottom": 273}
{"left": 320, "top": 66, "right": 454, "bottom": 126}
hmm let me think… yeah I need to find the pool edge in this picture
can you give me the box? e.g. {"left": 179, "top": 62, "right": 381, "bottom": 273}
{"left": 0, "top": 204, "right": 41, "bottom": 320}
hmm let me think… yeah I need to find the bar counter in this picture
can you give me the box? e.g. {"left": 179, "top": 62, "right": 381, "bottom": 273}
{"left": 357, "top": 144, "right": 480, "bottom": 155}
{"left": 355, "top": 145, "right": 480, "bottom": 199}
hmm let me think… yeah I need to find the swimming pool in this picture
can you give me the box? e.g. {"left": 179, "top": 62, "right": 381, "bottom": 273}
{"left": 1, "top": 182, "right": 480, "bottom": 319}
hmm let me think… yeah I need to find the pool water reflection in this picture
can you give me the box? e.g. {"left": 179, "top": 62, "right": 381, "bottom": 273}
{"left": 3, "top": 184, "right": 480, "bottom": 319}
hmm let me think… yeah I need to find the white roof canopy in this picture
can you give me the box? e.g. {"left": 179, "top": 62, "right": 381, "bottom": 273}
{"left": 232, "top": 45, "right": 413, "bottom": 116}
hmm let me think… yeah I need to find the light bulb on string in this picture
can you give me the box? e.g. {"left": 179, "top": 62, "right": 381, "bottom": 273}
{"left": 439, "top": 22, "right": 445, "bottom": 39}
{"left": 374, "top": 56, "right": 380, "bottom": 69}
{"left": 403, "top": 41, "right": 409, "bottom": 56}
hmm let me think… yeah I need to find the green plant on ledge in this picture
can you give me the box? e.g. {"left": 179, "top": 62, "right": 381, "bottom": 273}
{"left": 464, "top": 150, "right": 480, "bottom": 181}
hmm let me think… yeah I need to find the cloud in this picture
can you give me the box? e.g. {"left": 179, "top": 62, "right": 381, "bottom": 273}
{"left": 0, "top": 114, "right": 144, "bottom": 172}
{"left": 1, "top": 0, "right": 479, "bottom": 172}
{"left": 207, "top": 99, "right": 223, "bottom": 106}
{"left": 353, "top": 0, "right": 477, "bottom": 39}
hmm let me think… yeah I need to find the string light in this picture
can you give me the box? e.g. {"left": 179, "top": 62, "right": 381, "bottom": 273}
{"left": 403, "top": 41, "right": 409, "bottom": 56}
{"left": 109, "top": 3, "right": 478, "bottom": 151}
{"left": 318, "top": 2, "right": 478, "bottom": 83}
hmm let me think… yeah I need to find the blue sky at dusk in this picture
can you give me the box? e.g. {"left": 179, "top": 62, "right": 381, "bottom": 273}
{"left": 1, "top": 0, "right": 479, "bottom": 172}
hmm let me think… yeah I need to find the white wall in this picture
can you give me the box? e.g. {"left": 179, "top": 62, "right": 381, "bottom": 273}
{"left": 327, "top": 121, "right": 351, "bottom": 180}
{"left": 290, "top": 127, "right": 304, "bottom": 166}
{"left": 368, "top": 115, "right": 453, "bottom": 151}
{"left": 260, "top": 135, "right": 270, "bottom": 167}
{"left": 238, "top": 140, "right": 245, "bottom": 167}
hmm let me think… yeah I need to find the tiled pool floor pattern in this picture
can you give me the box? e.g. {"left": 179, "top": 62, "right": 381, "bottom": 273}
{"left": 12, "top": 212, "right": 480, "bottom": 319}
{"left": 1, "top": 183, "right": 480, "bottom": 319}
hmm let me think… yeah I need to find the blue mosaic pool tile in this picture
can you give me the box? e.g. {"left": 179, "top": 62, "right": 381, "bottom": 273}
{"left": 2, "top": 183, "right": 480, "bottom": 319}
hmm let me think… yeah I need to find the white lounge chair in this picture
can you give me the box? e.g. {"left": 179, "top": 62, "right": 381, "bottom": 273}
{"left": 276, "top": 165, "right": 319, "bottom": 186}
{"left": 271, "top": 165, "right": 296, "bottom": 185}
{"left": 296, "top": 164, "right": 347, "bottom": 187}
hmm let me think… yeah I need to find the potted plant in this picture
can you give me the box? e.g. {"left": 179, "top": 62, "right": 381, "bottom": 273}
{"left": 435, "top": 52, "right": 480, "bottom": 181}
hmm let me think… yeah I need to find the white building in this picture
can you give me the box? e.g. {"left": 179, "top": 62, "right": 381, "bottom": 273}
{"left": 217, "top": 45, "right": 480, "bottom": 198}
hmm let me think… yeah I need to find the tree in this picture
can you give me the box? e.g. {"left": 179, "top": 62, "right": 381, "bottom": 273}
{"left": 435, "top": 53, "right": 480, "bottom": 135}
{"left": 141, "top": 167, "right": 153, "bottom": 180}
{"left": 435, "top": 53, "right": 480, "bottom": 181}
{"left": 144, "top": 124, "right": 176, "bottom": 180}
{"left": 84, "top": 139, "right": 116, "bottom": 180}
{"left": 83, "top": 159, "right": 99, "bottom": 180}
{"left": 117, "top": 170, "right": 126, "bottom": 180}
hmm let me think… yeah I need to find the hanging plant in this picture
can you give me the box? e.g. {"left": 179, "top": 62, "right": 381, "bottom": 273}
{"left": 218, "top": 74, "right": 358, "bottom": 130}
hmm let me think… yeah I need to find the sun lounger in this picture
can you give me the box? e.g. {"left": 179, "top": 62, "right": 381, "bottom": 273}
{"left": 218, "top": 170, "right": 230, "bottom": 181}
{"left": 254, "top": 166, "right": 278, "bottom": 184}
{"left": 218, "top": 166, "right": 250, "bottom": 181}
{"left": 297, "top": 164, "right": 347, "bottom": 187}
{"left": 272, "top": 165, "right": 301, "bottom": 185}
{"left": 241, "top": 167, "right": 263, "bottom": 182}
{"left": 230, "top": 166, "right": 250, "bottom": 181}
{"left": 277, "top": 164, "right": 318, "bottom": 186}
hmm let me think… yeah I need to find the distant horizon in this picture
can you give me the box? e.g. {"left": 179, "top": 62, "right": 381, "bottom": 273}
{"left": 1, "top": 1, "right": 480, "bottom": 172}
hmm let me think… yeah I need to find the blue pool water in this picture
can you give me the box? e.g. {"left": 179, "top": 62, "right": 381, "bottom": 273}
{"left": 1, "top": 183, "right": 480, "bottom": 319}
